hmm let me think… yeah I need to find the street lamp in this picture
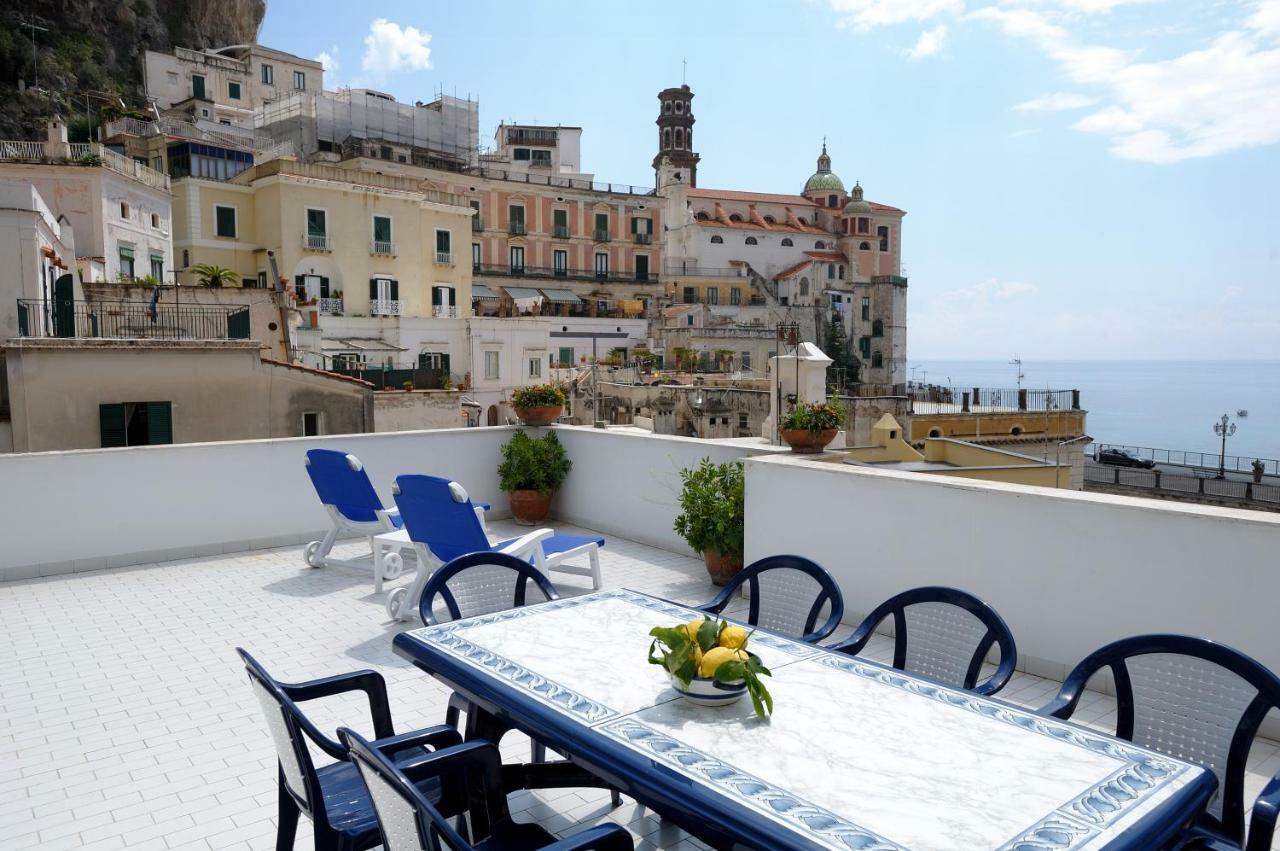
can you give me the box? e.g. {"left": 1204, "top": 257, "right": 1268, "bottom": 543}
{"left": 1213, "top": 414, "right": 1237, "bottom": 479}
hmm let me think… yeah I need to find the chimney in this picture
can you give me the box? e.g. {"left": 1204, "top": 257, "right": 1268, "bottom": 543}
{"left": 46, "top": 117, "right": 71, "bottom": 160}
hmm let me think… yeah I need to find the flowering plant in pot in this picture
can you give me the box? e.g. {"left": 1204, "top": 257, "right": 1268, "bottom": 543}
{"left": 511, "top": 383, "right": 568, "bottom": 426}
{"left": 673, "top": 458, "right": 745, "bottom": 586}
{"left": 780, "top": 401, "right": 844, "bottom": 453}
{"left": 498, "top": 430, "right": 572, "bottom": 525}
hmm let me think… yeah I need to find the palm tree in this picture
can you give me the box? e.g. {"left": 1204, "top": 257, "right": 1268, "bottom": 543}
{"left": 190, "top": 264, "right": 237, "bottom": 288}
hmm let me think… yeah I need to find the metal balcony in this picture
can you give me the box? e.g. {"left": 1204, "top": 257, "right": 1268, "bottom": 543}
{"left": 369, "top": 299, "right": 401, "bottom": 316}
{"left": 553, "top": 225, "right": 570, "bottom": 239}
{"left": 436, "top": 252, "right": 453, "bottom": 265}
{"left": 303, "top": 233, "right": 331, "bottom": 251}
{"left": 371, "top": 240, "right": 395, "bottom": 256}
{"left": 634, "top": 233, "right": 652, "bottom": 244}
{"left": 594, "top": 229, "right": 610, "bottom": 242}
{"left": 509, "top": 222, "right": 527, "bottom": 236}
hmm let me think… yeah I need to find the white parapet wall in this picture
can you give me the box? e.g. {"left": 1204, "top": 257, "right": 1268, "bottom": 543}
{"left": 0, "top": 426, "right": 517, "bottom": 580}
{"left": 743, "top": 453, "right": 1280, "bottom": 680}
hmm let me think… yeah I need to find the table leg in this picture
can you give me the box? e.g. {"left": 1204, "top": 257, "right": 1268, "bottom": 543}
{"left": 463, "top": 703, "right": 620, "bottom": 795}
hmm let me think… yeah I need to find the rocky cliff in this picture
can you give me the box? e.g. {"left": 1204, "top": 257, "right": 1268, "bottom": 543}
{"left": 0, "top": 0, "right": 266, "bottom": 140}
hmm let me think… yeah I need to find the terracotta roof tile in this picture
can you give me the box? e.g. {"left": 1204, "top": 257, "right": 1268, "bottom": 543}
{"left": 694, "top": 218, "right": 827, "bottom": 235}
{"left": 774, "top": 259, "right": 814, "bottom": 280}
{"left": 804, "top": 251, "right": 847, "bottom": 262}
{"left": 261, "top": 357, "right": 374, "bottom": 388}
{"left": 688, "top": 187, "right": 819, "bottom": 207}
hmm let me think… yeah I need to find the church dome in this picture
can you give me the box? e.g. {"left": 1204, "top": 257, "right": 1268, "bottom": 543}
{"left": 803, "top": 143, "right": 845, "bottom": 194}
{"left": 842, "top": 181, "right": 872, "bottom": 216}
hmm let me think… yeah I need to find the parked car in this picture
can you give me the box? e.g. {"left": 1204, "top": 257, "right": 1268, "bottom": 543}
{"left": 1098, "top": 448, "right": 1156, "bottom": 469}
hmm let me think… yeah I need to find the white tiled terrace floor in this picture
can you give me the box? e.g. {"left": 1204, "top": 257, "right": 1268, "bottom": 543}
{"left": 3, "top": 520, "right": 1279, "bottom": 851}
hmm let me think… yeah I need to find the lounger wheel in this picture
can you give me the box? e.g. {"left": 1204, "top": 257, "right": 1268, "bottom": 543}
{"left": 382, "top": 551, "right": 405, "bottom": 580}
{"left": 386, "top": 587, "right": 410, "bottom": 621}
{"left": 303, "top": 541, "right": 323, "bottom": 568}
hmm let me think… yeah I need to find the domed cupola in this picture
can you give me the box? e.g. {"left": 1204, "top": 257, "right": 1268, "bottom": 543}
{"left": 842, "top": 181, "right": 872, "bottom": 216}
{"left": 802, "top": 142, "right": 845, "bottom": 197}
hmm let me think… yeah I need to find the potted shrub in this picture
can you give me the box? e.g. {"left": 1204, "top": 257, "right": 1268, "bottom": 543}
{"left": 498, "top": 430, "right": 572, "bottom": 525}
{"left": 1254, "top": 459, "right": 1266, "bottom": 483}
{"left": 511, "top": 383, "right": 567, "bottom": 426}
{"left": 401, "top": 380, "right": 414, "bottom": 392}
{"left": 780, "top": 401, "right": 845, "bottom": 454}
{"left": 673, "top": 458, "right": 745, "bottom": 586}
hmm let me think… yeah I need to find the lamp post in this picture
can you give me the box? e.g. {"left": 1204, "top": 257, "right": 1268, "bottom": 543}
{"left": 1213, "top": 414, "right": 1237, "bottom": 479}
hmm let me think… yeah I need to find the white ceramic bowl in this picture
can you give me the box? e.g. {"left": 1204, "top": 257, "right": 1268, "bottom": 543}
{"left": 665, "top": 652, "right": 758, "bottom": 707}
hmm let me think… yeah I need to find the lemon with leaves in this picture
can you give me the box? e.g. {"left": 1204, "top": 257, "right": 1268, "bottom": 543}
{"left": 681, "top": 618, "right": 706, "bottom": 644}
{"left": 698, "top": 646, "right": 749, "bottom": 678}
{"left": 719, "top": 625, "right": 749, "bottom": 650}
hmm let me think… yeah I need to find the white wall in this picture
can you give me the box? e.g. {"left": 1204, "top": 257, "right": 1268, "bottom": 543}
{"left": 0, "top": 426, "right": 516, "bottom": 580}
{"left": 743, "top": 454, "right": 1280, "bottom": 679}
{"left": 552, "top": 426, "right": 781, "bottom": 555}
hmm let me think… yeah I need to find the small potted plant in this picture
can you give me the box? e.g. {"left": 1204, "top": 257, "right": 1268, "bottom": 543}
{"left": 511, "top": 383, "right": 567, "bottom": 426}
{"left": 1253, "top": 459, "right": 1266, "bottom": 483}
{"left": 673, "top": 458, "right": 744, "bottom": 586}
{"left": 498, "top": 430, "right": 572, "bottom": 525}
{"left": 780, "top": 401, "right": 844, "bottom": 454}
{"left": 401, "top": 380, "right": 414, "bottom": 392}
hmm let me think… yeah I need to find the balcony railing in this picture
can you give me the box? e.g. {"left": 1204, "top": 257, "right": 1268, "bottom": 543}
{"left": 0, "top": 141, "right": 170, "bottom": 191}
{"left": 16, "top": 298, "right": 250, "bottom": 340}
{"left": 369, "top": 299, "right": 401, "bottom": 316}
{"left": 553, "top": 225, "right": 570, "bottom": 239}
{"left": 371, "top": 240, "right": 395, "bottom": 256}
{"left": 304, "top": 233, "right": 331, "bottom": 251}
{"left": 634, "top": 232, "right": 652, "bottom": 244}
{"left": 594, "top": 229, "right": 610, "bottom": 242}
{"left": 472, "top": 217, "right": 483, "bottom": 232}
{"left": 473, "top": 263, "right": 658, "bottom": 284}
{"left": 905, "top": 384, "right": 1081, "bottom": 413}
{"left": 317, "top": 297, "right": 344, "bottom": 316}
{"left": 432, "top": 305, "right": 458, "bottom": 319}
{"left": 663, "top": 262, "right": 751, "bottom": 278}
{"left": 435, "top": 252, "right": 453, "bottom": 265}
{"left": 509, "top": 222, "right": 527, "bottom": 236}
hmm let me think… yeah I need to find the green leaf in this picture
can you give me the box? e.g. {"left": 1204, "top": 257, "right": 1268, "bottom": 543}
{"left": 746, "top": 656, "right": 772, "bottom": 678}
{"left": 696, "top": 617, "right": 720, "bottom": 652}
{"left": 714, "top": 660, "right": 746, "bottom": 683}
{"left": 672, "top": 657, "right": 696, "bottom": 686}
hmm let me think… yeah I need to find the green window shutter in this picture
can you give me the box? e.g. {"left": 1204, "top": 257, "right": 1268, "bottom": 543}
{"left": 146, "top": 402, "right": 173, "bottom": 445}
{"left": 431, "top": 287, "right": 441, "bottom": 306}
{"left": 630, "top": 217, "right": 637, "bottom": 234}
{"left": 554, "top": 209, "right": 566, "bottom": 228}
{"left": 440, "top": 353, "right": 450, "bottom": 374}
{"left": 369, "top": 278, "right": 378, "bottom": 299}
{"left": 295, "top": 275, "right": 307, "bottom": 300}
{"left": 447, "top": 287, "right": 456, "bottom": 306}
{"left": 99, "top": 404, "right": 126, "bottom": 448}
{"left": 389, "top": 279, "right": 399, "bottom": 301}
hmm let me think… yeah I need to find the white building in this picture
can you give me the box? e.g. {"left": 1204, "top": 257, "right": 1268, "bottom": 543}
{"left": 0, "top": 181, "right": 77, "bottom": 340}
{"left": 0, "top": 120, "right": 173, "bottom": 285}
{"left": 143, "top": 45, "right": 324, "bottom": 128}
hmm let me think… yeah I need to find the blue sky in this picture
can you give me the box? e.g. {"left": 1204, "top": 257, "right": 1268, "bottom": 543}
{"left": 261, "top": 0, "right": 1280, "bottom": 360}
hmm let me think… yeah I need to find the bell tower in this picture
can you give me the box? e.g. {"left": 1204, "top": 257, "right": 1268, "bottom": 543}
{"left": 653, "top": 84, "right": 700, "bottom": 189}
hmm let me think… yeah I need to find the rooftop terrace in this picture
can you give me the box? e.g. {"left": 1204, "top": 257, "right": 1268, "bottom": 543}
{"left": 2, "top": 426, "right": 1279, "bottom": 849}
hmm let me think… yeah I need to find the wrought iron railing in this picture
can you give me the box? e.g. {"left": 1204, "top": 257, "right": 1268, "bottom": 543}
{"left": 304, "top": 233, "right": 331, "bottom": 251}
{"left": 317, "top": 297, "right": 344, "bottom": 316}
{"left": 634, "top": 232, "right": 652, "bottom": 244}
{"left": 432, "top": 305, "right": 458, "bottom": 318}
{"left": 369, "top": 299, "right": 401, "bottom": 316}
{"left": 1085, "top": 464, "right": 1280, "bottom": 505}
{"left": 906, "top": 384, "right": 1080, "bottom": 412}
{"left": 16, "top": 298, "right": 250, "bottom": 340}
{"left": 509, "top": 222, "right": 527, "bottom": 236}
{"left": 594, "top": 229, "right": 610, "bottom": 242}
{"left": 435, "top": 252, "right": 453, "bottom": 264}
{"left": 553, "top": 225, "right": 570, "bottom": 238}
{"left": 472, "top": 263, "right": 658, "bottom": 284}
{"left": 1095, "top": 444, "right": 1279, "bottom": 477}
{"left": 371, "top": 240, "right": 395, "bottom": 256}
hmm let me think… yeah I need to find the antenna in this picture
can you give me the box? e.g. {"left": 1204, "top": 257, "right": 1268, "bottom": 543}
{"left": 682, "top": 58, "right": 687, "bottom": 85}
{"left": 1010, "top": 355, "right": 1025, "bottom": 390}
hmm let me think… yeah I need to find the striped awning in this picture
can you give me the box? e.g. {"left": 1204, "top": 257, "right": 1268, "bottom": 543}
{"left": 503, "top": 287, "right": 543, "bottom": 300}
{"left": 539, "top": 288, "right": 583, "bottom": 305}
{"left": 471, "top": 284, "right": 500, "bottom": 300}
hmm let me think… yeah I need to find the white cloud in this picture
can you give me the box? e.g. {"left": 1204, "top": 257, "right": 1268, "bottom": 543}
{"left": 907, "top": 24, "right": 950, "bottom": 59}
{"left": 1012, "top": 91, "right": 1096, "bottom": 110}
{"left": 315, "top": 46, "right": 340, "bottom": 79}
{"left": 1002, "top": 0, "right": 1155, "bottom": 13}
{"left": 829, "top": 0, "right": 964, "bottom": 30}
{"left": 940, "top": 278, "right": 1038, "bottom": 301}
{"left": 971, "top": 3, "right": 1280, "bottom": 163}
{"left": 361, "top": 18, "right": 433, "bottom": 76}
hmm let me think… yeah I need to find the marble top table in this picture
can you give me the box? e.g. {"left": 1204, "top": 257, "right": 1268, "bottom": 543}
{"left": 392, "top": 589, "right": 1214, "bottom": 851}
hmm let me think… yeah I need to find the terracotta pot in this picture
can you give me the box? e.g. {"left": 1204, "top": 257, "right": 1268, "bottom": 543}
{"left": 781, "top": 428, "right": 837, "bottom": 454}
{"left": 703, "top": 549, "right": 743, "bottom": 587}
{"left": 508, "top": 489, "right": 552, "bottom": 525}
{"left": 514, "top": 404, "right": 562, "bottom": 426}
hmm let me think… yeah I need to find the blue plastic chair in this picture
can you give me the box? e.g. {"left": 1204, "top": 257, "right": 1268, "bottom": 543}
{"left": 339, "top": 728, "right": 634, "bottom": 851}
{"left": 828, "top": 586, "right": 1017, "bottom": 696}
{"left": 698, "top": 555, "right": 844, "bottom": 643}
{"left": 386, "top": 474, "right": 604, "bottom": 621}
{"left": 303, "top": 449, "right": 405, "bottom": 592}
{"left": 237, "top": 648, "right": 462, "bottom": 851}
{"left": 1038, "top": 635, "right": 1280, "bottom": 850}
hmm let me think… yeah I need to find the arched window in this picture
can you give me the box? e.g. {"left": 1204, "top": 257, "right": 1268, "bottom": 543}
{"left": 827, "top": 264, "right": 834, "bottom": 279}
{"left": 695, "top": 211, "right": 710, "bottom": 221}
{"left": 859, "top": 241, "right": 870, "bottom": 250}
{"left": 710, "top": 235, "right": 723, "bottom": 244}
{"left": 745, "top": 236, "right": 758, "bottom": 245}
{"left": 674, "top": 101, "right": 684, "bottom": 114}
{"left": 872, "top": 351, "right": 883, "bottom": 368}
{"left": 838, "top": 265, "right": 844, "bottom": 278}
{"left": 872, "top": 319, "right": 884, "bottom": 338}
{"left": 780, "top": 238, "right": 793, "bottom": 247}
{"left": 662, "top": 128, "right": 671, "bottom": 149}
{"left": 814, "top": 240, "right": 825, "bottom": 249}
{"left": 674, "top": 127, "right": 684, "bottom": 149}
{"left": 828, "top": 195, "right": 838, "bottom": 208}
{"left": 729, "top": 213, "right": 743, "bottom": 223}
{"left": 663, "top": 101, "right": 672, "bottom": 114}
{"left": 763, "top": 215, "right": 776, "bottom": 224}
{"left": 799, "top": 277, "right": 809, "bottom": 296}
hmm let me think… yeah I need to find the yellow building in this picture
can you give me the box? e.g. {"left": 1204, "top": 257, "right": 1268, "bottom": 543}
{"left": 844, "top": 414, "right": 1071, "bottom": 488}
{"left": 171, "top": 160, "right": 474, "bottom": 319}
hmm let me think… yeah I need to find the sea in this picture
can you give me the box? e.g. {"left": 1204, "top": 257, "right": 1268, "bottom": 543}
{"left": 906, "top": 360, "right": 1280, "bottom": 462}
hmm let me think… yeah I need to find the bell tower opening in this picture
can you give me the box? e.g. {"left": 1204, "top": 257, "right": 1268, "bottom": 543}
{"left": 653, "top": 84, "right": 700, "bottom": 188}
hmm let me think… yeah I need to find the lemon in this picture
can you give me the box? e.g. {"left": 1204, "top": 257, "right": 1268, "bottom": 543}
{"left": 698, "top": 646, "right": 748, "bottom": 678}
{"left": 682, "top": 617, "right": 707, "bottom": 644}
{"left": 719, "top": 625, "right": 749, "bottom": 650}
